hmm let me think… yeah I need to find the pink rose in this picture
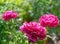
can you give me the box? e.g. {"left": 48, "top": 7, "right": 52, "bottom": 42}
{"left": 20, "top": 22, "right": 46, "bottom": 42}
{"left": 2, "top": 10, "right": 18, "bottom": 21}
{"left": 39, "top": 14, "right": 59, "bottom": 28}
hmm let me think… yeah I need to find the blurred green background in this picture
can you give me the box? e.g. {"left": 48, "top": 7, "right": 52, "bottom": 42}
{"left": 0, "top": 0, "right": 60, "bottom": 44}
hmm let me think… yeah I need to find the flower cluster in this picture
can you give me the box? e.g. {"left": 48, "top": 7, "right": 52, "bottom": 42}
{"left": 20, "top": 14, "right": 59, "bottom": 42}
{"left": 2, "top": 10, "right": 59, "bottom": 43}
{"left": 20, "top": 22, "right": 46, "bottom": 42}
{"left": 2, "top": 10, "right": 18, "bottom": 21}
{"left": 39, "top": 14, "right": 59, "bottom": 28}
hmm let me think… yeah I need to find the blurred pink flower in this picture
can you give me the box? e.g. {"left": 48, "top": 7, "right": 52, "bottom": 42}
{"left": 39, "top": 14, "right": 59, "bottom": 28}
{"left": 2, "top": 10, "right": 18, "bottom": 21}
{"left": 20, "top": 22, "right": 46, "bottom": 42}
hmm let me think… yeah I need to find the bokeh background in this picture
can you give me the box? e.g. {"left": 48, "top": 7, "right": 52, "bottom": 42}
{"left": 0, "top": 0, "right": 60, "bottom": 44}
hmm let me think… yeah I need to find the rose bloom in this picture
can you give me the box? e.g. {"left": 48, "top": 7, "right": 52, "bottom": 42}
{"left": 2, "top": 10, "right": 18, "bottom": 21}
{"left": 20, "top": 22, "right": 46, "bottom": 42}
{"left": 39, "top": 14, "right": 59, "bottom": 28}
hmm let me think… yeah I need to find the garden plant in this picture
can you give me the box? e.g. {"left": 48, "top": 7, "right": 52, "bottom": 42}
{"left": 0, "top": 0, "right": 60, "bottom": 44}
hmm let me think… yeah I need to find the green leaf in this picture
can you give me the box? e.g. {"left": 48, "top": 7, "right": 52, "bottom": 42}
{"left": 37, "top": 40, "right": 43, "bottom": 44}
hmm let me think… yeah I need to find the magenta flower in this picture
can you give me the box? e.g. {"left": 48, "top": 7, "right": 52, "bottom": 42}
{"left": 39, "top": 14, "right": 59, "bottom": 28}
{"left": 20, "top": 22, "right": 46, "bottom": 42}
{"left": 2, "top": 10, "right": 18, "bottom": 21}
